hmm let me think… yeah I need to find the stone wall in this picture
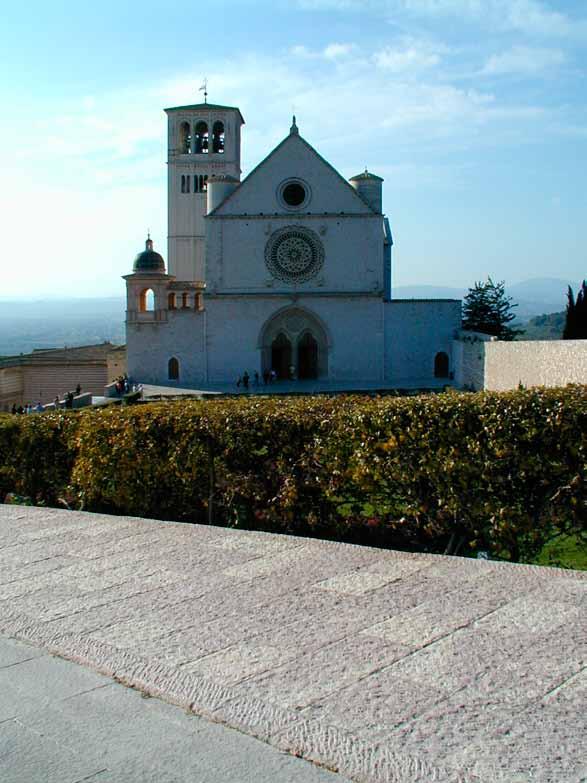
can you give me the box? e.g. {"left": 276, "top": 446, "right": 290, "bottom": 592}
{"left": 483, "top": 339, "right": 587, "bottom": 391}
{"left": 384, "top": 300, "right": 462, "bottom": 381}
{"left": 454, "top": 335, "right": 587, "bottom": 391}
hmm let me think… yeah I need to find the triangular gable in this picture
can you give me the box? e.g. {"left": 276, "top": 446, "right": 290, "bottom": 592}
{"left": 209, "top": 132, "right": 376, "bottom": 217}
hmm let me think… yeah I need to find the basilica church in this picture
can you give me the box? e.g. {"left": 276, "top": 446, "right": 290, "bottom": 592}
{"left": 124, "top": 101, "right": 461, "bottom": 387}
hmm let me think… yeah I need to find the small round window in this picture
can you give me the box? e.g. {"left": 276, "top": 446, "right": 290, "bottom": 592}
{"left": 278, "top": 179, "right": 310, "bottom": 210}
{"left": 282, "top": 182, "right": 306, "bottom": 206}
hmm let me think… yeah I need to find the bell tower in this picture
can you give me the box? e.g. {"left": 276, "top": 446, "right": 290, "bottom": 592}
{"left": 165, "top": 100, "right": 245, "bottom": 282}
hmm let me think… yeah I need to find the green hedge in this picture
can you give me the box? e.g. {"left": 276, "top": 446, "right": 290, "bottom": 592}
{"left": 1, "top": 387, "right": 585, "bottom": 562}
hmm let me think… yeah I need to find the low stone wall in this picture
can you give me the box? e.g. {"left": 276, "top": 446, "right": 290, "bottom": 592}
{"left": 455, "top": 335, "right": 587, "bottom": 391}
{"left": 483, "top": 339, "right": 587, "bottom": 391}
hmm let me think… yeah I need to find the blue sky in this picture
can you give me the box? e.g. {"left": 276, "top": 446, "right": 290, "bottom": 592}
{"left": 1, "top": 0, "right": 585, "bottom": 298}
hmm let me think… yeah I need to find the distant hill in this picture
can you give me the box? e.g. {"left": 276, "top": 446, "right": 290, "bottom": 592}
{"left": 519, "top": 311, "right": 566, "bottom": 341}
{"left": 394, "top": 277, "right": 573, "bottom": 322}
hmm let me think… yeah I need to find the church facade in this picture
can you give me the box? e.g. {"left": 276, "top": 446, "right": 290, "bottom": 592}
{"left": 124, "top": 102, "right": 461, "bottom": 387}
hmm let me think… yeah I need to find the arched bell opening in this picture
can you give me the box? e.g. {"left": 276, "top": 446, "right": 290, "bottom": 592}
{"left": 139, "top": 288, "right": 155, "bottom": 312}
{"left": 194, "top": 121, "right": 209, "bottom": 154}
{"left": 179, "top": 121, "right": 191, "bottom": 154}
{"left": 212, "top": 121, "right": 225, "bottom": 154}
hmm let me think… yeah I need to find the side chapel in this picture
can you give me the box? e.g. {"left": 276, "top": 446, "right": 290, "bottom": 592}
{"left": 124, "top": 101, "right": 461, "bottom": 387}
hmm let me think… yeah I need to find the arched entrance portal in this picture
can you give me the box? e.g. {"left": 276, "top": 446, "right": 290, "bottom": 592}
{"left": 271, "top": 333, "right": 292, "bottom": 379}
{"left": 259, "top": 307, "right": 329, "bottom": 380}
{"left": 297, "top": 332, "right": 318, "bottom": 379}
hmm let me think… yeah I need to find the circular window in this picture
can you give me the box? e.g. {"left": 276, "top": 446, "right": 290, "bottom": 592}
{"left": 278, "top": 179, "right": 311, "bottom": 211}
{"left": 265, "top": 226, "right": 324, "bottom": 283}
{"left": 282, "top": 182, "right": 306, "bottom": 206}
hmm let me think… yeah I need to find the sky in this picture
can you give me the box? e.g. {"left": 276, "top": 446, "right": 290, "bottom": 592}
{"left": 0, "top": 0, "right": 585, "bottom": 298}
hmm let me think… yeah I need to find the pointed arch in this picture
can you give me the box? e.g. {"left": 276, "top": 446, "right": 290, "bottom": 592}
{"left": 258, "top": 306, "right": 330, "bottom": 379}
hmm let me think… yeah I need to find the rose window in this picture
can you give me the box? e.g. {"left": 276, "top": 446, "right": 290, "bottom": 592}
{"left": 265, "top": 226, "right": 324, "bottom": 283}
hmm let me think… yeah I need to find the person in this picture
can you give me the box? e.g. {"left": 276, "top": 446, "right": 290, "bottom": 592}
{"left": 254, "top": 371, "right": 259, "bottom": 386}
{"left": 242, "top": 371, "right": 250, "bottom": 390}
{"left": 34, "top": 401, "right": 43, "bottom": 413}
{"left": 75, "top": 383, "right": 81, "bottom": 396}
{"left": 270, "top": 368, "right": 277, "bottom": 383}
{"left": 11, "top": 404, "right": 17, "bottom": 415}
{"left": 236, "top": 376, "right": 242, "bottom": 388}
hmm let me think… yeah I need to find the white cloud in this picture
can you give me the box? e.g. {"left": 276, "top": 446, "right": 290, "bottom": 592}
{"left": 373, "top": 38, "right": 447, "bottom": 72}
{"left": 482, "top": 45, "right": 566, "bottom": 76}
{"left": 297, "top": 0, "right": 587, "bottom": 39}
{"left": 323, "top": 42, "right": 356, "bottom": 59}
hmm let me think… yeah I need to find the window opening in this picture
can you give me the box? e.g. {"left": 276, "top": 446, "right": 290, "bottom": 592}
{"left": 168, "top": 357, "right": 179, "bottom": 381}
{"left": 194, "top": 122, "right": 209, "bottom": 154}
{"left": 139, "top": 288, "right": 155, "bottom": 312}
{"left": 179, "top": 122, "right": 191, "bottom": 154}
{"left": 212, "top": 121, "right": 225, "bottom": 153}
{"left": 434, "top": 352, "right": 449, "bottom": 378}
{"left": 168, "top": 293, "right": 176, "bottom": 310}
{"left": 181, "top": 292, "right": 189, "bottom": 308}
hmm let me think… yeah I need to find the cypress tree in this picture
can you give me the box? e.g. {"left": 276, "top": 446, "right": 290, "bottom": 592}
{"left": 563, "top": 281, "right": 587, "bottom": 339}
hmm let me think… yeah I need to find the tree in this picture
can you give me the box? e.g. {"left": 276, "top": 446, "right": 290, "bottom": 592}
{"left": 462, "top": 277, "right": 523, "bottom": 340}
{"left": 563, "top": 281, "right": 587, "bottom": 340}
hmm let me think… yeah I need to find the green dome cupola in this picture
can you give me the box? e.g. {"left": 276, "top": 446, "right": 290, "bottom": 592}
{"left": 133, "top": 235, "right": 165, "bottom": 273}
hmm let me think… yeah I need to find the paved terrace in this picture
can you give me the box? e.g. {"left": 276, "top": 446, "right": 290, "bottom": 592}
{"left": 1, "top": 506, "right": 585, "bottom": 783}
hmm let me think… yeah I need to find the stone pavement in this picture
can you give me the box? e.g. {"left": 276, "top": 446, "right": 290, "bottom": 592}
{"left": 0, "top": 635, "right": 343, "bottom": 783}
{"left": 140, "top": 376, "right": 449, "bottom": 400}
{"left": 0, "top": 506, "right": 585, "bottom": 783}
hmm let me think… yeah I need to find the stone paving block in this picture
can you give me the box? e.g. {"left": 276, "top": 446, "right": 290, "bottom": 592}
{"left": 315, "top": 557, "right": 433, "bottom": 595}
{"left": 474, "top": 594, "right": 583, "bottom": 637}
{"left": 0, "top": 636, "right": 44, "bottom": 668}
{"left": 0, "top": 719, "right": 106, "bottom": 783}
{"left": 298, "top": 667, "right": 449, "bottom": 744}
{"left": 359, "top": 575, "right": 511, "bottom": 648}
{"left": 0, "top": 554, "right": 80, "bottom": 586}
{"left": 14, "top": 681, "right": 208, "bottom": 769}
{"left": 231, "top": 635, "right": 413, "bottom": 710}
{"left": 0, "top": 652, "right": 109, "bottom": 721}
{"left": 388, "top": 692, "right": 587, "bottom": 783}
{"left": 182, "top": 641, "right": 293, "bottom": 685}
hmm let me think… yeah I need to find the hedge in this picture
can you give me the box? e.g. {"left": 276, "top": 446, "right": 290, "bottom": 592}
{"left": 1, "top": 387, "right": 585, "bottom": 562}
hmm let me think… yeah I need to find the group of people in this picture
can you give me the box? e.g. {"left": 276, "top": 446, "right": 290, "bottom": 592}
{"left": 11, "top": 383, "right": 84, "bottom": 414}
{"left": 11, "top": 402, "right": 44, "bottom": 415}
{"left": 113, "top": 374, "right": 131, "bottom": 394}
{"left": 236, "top": 369, "right": 279, "bottom": 389}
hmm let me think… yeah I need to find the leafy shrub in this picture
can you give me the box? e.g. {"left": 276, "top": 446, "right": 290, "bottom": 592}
{"left": 0, "top": 387, "right": 585, "bottom": 563}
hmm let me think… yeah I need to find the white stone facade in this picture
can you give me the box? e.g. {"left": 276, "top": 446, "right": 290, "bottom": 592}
{"left": 125, "top": 103, "right": 461, "bottom": 388}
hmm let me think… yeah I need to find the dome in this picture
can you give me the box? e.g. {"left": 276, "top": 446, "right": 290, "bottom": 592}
{"left": 133, "top": 236, "right": 165, "bottom": 273}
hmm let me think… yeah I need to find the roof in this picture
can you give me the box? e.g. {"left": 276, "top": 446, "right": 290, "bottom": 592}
{"left": 0, "top": 343, "right": 122, "bottom": 368}
{"left": 350, "top": 171, "right": 384, "bottom": 182}
{"left": 164, "top": 103, "right": 245, "bottom": 124}
{"left": 207, "top": 131, "right": 378, "bottom": 217}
